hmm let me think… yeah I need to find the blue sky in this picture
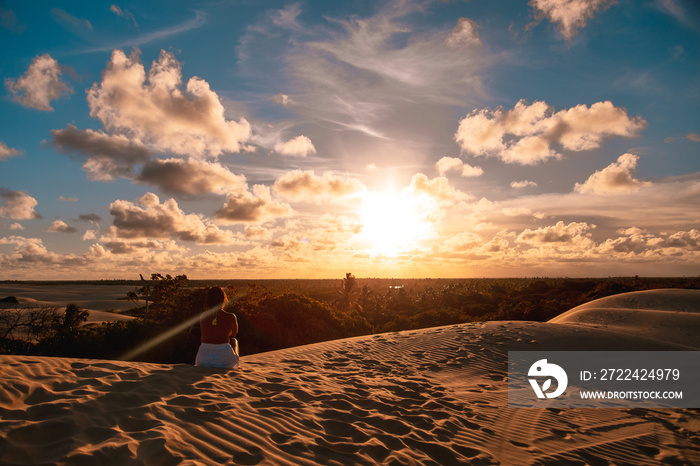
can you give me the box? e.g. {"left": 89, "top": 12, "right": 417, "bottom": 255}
{"left": 1, "top": 0, "right": 699, "bottom": 279}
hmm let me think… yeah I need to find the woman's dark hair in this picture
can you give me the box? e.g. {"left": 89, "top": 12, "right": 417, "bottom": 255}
{"left": 207, "top": 286, "right": 227, "bottom": 308}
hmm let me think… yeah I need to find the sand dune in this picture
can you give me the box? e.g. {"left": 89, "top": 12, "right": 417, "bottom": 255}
{"left": 0, "top": 284, "right": 136, "bottom": 325}
{"left": 551, "top": 289, "right": 700, "bottom": 349}
{"left": 1, "top": 290, "right": 699, "bottom": 465}
{"left": 0, "top": 284, "right": 138, "bottom": 313}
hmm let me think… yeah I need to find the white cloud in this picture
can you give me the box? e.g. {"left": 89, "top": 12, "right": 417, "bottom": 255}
{"left": 455, "top": 100, "right": 646, "bottom": 165}
{"left": 435, "top": 156, "right": 483, "bottom": 177}
{"left": 273, "top": 170, "right": 365, "bottom": 203}
{"left": 108, "top": 192, "right": 235, "bottom": 244}
{"left": 0, "top": 141, "right": 21, "bottom": 161}
{"left": 511, "top": 180, "right": 537, "bottom": 188}
{"left": 87, "top": 49, "right": 252, "bottom": 157}
{"left": 274, "top": 135, "right": 316, "bottom": 158}
{"left": 48, "top": 219, "right": 77, "bottom": 233}
{"left": 445, "top": 18, "right": 482, "bottom": 48}
{"left": 272, "top": 93, "right": 295, "bottom": 107}
{"left": 0, "top": 189, "right": 40, "bottom": 220}
{"left": 529, "top": 0, "right": 615, "bottom": 40}
{"left": 5, "top": 54, "right": 73, "bottom": 111}
{"left": 575, "top": 153, "right": 652, "bottom": 194}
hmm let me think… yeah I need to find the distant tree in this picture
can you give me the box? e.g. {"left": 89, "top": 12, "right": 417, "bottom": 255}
{"left": 337, "top": 272, "right": 358, "bottom": 312}
{"left": 62, "top": 303, "right": 89, "bottom": 331}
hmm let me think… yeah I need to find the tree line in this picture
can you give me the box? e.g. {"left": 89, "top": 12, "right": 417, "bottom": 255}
{"left": 1, "top": 274, "right": 698, "bottom": 364}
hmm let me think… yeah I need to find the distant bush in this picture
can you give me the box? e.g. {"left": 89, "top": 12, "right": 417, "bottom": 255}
{"left": 234, "top": 284, "right": 371, "bottom": 354}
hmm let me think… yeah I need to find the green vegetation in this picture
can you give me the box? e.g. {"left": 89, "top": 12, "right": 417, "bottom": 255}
{"left": 1, "top": 275, "right": 698, "bottom": 364}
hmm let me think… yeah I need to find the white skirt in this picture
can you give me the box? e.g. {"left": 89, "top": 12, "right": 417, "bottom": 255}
{"left": 195, "top": 342, "right": 240, "bottom": 369}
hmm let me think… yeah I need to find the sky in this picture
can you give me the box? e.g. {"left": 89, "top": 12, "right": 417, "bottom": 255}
{"left": 0, "top": 0, "right": 699, "bottom": 280}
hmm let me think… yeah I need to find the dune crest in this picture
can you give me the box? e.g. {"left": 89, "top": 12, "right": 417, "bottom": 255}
{"left": 550, "top": 289, "right": 700, "bottom": 348}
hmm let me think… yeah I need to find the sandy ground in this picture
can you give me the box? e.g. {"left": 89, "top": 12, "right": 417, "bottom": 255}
{"left": 0, "top": 289, "right": 699, "bottom": 465}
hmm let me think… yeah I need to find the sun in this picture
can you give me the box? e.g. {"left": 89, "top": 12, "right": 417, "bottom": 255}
{"left": 356, "top": 191, "right": 433, "bottom": 256}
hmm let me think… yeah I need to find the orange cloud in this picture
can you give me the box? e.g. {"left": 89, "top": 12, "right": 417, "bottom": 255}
{"left": 575, "top": 153, "right": 652, "bottom": 194}
{"left": 108, "top": 192, "right": 235, "bottom": 244}
{"left": 273, "top": 170, "right": 365, "bottom": 202}
{"left": 215, "top": 185, "right": 293, "bottom": 224}
{"left": 274, "top": 135, "right": 316, "bottom": 157}
{"left": 435, "top": 156, "right": 483, "bottom": 177}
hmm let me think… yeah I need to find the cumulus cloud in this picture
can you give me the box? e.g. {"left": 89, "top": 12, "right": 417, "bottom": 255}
{"left": 108, "top": 192, "right": 235, "bottom": 244}
{"left": 215, "top": 185, "right": 293, "bottom": 224}
{"left": 445, "top": 18, "right": 482, "bottom": 48}
{"left": 442, "top": 231, "right": 485, "bottom": 252}
{"left": 0, "top": 189, "right": 40, "bottom": 220}
{"left": 86, "top": 49, "right": 252, "bottom": 157}
{"left": 48, "top": 219, "right": 77, "bottom": 233}
{"left": 244, "top": 225, "right": 273, "bottom": 240}
{"left": 9, "top": 223, "right": 24, "bottom": 231}
{"left": 53, "top": 125, "right": 247, "bottom": 196}
{"left": 529, "top": 0, "right": 615, "bottom": 40}
{"left": 435, "top": 156, "right": 483, "bottom": 177}
{"left": 273, "top": 170, "right": 365, "bottom": 202}
{"left": 575, "top": 153, "right": 652, "bottom": 194}
{"left": 404, "top": 173, "right": 473, "bottom": 204}
{"left": 52, "top": 124, "right": 150, "bottom": 181}
{"left": 596, "top": 227, "right": 651, "bottom": 254}
{"left": 274, "top": 135, "right": 316, "bottom": 157}
{"left": 138, "top": 158, "right": 246, "bottom": 196}
{"left": 0, "top": 141, "right": 21, "bottom": 161}
{"left": 516, "top": 220, "right": 594, "bottom": 244}
{"left": 649, "top": 229, "right": 700, "bottom": 251}
{"left": 5, "top": 54, "right": 73, "bottom": 111}
{"left": 455, "top": 100, "right": 646, "bottom": 165}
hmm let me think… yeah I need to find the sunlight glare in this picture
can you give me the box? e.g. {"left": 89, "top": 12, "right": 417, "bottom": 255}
{"left": 358, "top": 191, "right": 433, "bottom": 256}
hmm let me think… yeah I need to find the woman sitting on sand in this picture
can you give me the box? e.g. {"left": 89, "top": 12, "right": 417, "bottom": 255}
{"left": 195, "top": 286, "right": 240, "bottom": 369}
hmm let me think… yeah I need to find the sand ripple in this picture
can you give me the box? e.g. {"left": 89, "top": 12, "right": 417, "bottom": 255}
{"left": 2, "top": 311, "right": 699, "bottom": 464}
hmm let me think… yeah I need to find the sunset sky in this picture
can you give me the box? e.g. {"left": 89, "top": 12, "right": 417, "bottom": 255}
{"left": 1, "top": 0, "right": 699, "bottom": 279}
